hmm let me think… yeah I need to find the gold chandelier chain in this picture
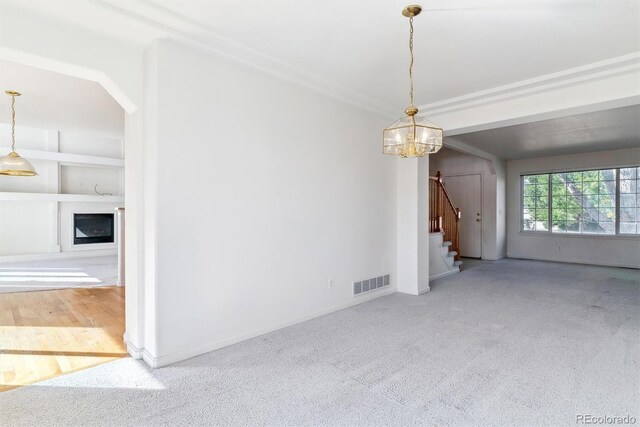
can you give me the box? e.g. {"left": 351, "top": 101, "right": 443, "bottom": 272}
{"left": 409, "top": 15, "right": 414, "bottom": 107}
{"left": 10, "top": 95, "right": 16, "bottom": 152}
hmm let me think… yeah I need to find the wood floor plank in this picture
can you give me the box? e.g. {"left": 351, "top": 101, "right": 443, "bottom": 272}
{"left": 0, "top": 286, "right": 126, "bottom": 392}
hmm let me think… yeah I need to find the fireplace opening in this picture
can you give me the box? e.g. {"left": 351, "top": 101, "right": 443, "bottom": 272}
{"left": 74, "top": 213, "right": 115, "bottom": 245}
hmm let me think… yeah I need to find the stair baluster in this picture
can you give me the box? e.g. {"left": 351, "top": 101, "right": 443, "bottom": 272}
{"left": 429, "top": 171, "right": 461, "bottom": 261}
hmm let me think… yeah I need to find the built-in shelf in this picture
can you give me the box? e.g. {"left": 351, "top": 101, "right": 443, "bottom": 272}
{"left": 0, "top": 126, "right": 125, "bottom": 260}
{"left": 0, "top": 192, "right": 124, "bottom": 203}
{"left": 0, "top": 146, "right": 124, "bottom": 167}
{"left": 60, "top": 164, "right": 122, "bottom": 196}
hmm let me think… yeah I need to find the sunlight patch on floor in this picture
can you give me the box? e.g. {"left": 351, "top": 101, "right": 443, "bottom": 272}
{"left": 29, "top": 358, "right": 166, "bottom": 391}
{"left": 0, "top": 268, "right": 101, "bottom": 284}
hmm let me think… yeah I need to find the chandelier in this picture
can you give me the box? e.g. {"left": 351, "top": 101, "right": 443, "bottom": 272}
{"left": 0, "top": 91, "right": 37, "bottom": 176}
{"left": 383, "top": 5, "right": 443, "bottom": 158}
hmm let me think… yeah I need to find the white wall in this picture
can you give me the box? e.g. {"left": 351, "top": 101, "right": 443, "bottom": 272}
{"left": 507, "top": 147, "right": 640, "bottom": 268}
{"left": 0, "top": 201, "right": 50, "bottom": 255}
{"left": 496, "top": 164, "right": 507, "bottom": 258}
{"left": 0, "top": 158, "right": 55, "bottom": 194}
{"left": 145, "top": 40, "right": 397, "bottom": 365}
{"left": 60, "top": 165, "right": 122, "bottom": 196}
{"left": 59, "top": 131, "right": 123, "bottom": 158}
{"left": 430, "top": 148, "right": 507, "bottom": 260}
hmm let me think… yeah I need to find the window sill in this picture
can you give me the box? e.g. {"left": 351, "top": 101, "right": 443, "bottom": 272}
{"left": 518, "top": 231, "right": 640, "bottom": 240}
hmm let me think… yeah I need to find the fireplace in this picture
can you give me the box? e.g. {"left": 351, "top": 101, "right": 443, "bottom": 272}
{"left": 74, "top": 213, "right": 115, "bottom": 245}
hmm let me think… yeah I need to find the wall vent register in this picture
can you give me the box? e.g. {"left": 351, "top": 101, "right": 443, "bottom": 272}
{"left": 74, "top": 213, "right": 115, "bottom": 245}
{"left": 354, "top": 274, "right": 390, "bottom": 295}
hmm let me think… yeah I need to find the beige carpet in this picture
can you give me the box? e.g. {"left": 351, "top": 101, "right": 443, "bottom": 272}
{"left": 1, "top": 259, "right": 638, "bottom": 425}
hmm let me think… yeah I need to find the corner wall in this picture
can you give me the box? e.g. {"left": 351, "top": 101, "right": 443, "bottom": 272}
{"left": 507, "top": 147, "right": 640, "bottom": 268}
{"left": 146, "top": 40, "right": 398, "bottom": 365}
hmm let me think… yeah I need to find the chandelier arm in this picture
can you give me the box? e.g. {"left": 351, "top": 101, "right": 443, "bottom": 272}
{"left": 412, "top": 114, "right": 417, "bottom": 143}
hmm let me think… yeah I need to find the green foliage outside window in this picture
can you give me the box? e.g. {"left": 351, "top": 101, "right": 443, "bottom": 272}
{"left": 522, "top": 167, "right": 639, "bottom": 235}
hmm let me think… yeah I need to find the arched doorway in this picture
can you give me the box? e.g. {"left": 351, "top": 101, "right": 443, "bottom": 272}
{"left": 0, "top": 43, "right": 147, "bottom": 387}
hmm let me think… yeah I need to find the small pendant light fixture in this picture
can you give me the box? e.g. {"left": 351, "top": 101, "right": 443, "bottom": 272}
{"left": 0, "top": 90, "right": 37, "bottom": 176}
{"left": 383, "top": 5, "right": 443, "bottom": 158}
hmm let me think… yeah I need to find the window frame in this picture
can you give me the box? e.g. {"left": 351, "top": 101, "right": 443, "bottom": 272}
{"left": 520, "top": 166, "right": 640, "bottom": 237}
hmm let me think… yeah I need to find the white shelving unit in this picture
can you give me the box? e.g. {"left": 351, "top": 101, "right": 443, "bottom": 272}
{"left": 0, "top": 127, "right": 124, "bottom": 259}
{"left": 0, "top": 192, "right": 123, "bottom": 203}
{"left": 0, "top": 146, "right": 124, "bottom": 167}
{"left": 0, "top": 132, "right": 124, "bottom": 200}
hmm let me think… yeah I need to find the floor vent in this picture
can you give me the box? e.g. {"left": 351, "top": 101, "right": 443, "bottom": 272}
{"left": 353, "top": 274, "right": 390, "bottom": 295}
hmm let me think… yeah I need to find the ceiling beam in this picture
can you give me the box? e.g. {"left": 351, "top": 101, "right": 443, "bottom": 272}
{"left": 430, "top": 56, "right": 640, "bottom": 138}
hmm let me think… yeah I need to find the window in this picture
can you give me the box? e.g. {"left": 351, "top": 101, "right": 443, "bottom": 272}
{"left": 620, "top": 167, "right": 640, "bottom": 234}
{"left": 522, "top": 174, "right": 549, "bottom": 232}
{"left": 521, "top": 167, "right": 640, "bottom": 235}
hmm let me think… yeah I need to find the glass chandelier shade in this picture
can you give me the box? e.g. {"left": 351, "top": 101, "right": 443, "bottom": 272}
{"left": 383, "top": 5, "right": 443, "bottom": 158}
{"left": 0, "top": 151, "right": 37, "bottom": 176}
{"left": 383, "top": 110, "right": 443, "bottom": 157}
{"left": 0, "top": 91, "right": 37, "bottom": 176}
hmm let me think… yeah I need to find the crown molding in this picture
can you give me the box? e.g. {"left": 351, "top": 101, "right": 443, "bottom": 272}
{"left": 95, "top": 0, "right": 398, "bottom": 119}
{"left": 93, "top": 2, "right": 639, "bottom": 125}
{"left": 419, "top": 52, "right": 640, "bottom": 116}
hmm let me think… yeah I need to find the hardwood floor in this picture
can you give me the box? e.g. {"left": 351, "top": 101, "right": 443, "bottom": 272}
{"left": 0, "top": 286, "right": 126, "bottom": 392}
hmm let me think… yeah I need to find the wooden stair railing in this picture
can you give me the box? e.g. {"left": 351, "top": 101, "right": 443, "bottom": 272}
{"left": 429, "top": 171, "right": 461, "bottom": 260}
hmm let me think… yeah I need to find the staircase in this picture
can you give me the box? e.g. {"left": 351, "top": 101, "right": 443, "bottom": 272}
{"left": 429, "top": 232, "right": 463, "bottom": 279}
{"left": 429, "top": 171, "right": 463, "bottom": 279}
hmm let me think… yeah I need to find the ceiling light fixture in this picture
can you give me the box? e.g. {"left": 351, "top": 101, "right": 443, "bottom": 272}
{"left": 383, "top": 5, "right": 443, "bottom": 158}
{"left": 0, "top": 91, "right": 37, "bottom": 176}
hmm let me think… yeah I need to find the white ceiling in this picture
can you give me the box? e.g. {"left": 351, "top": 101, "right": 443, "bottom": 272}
{"left": 448, "top": 105, "right": 640, "bottom": 160}
{"left": 0, "top": 60, "right": 124, "bottom": 138}
{"left": 0, "top": 1, "right": 636, "bottom": 159}
{"left": 2, "top": 0, "right": 638, "bottom": 115}
{"left": 149, "top": 0, "right": 639, "bottom": 108}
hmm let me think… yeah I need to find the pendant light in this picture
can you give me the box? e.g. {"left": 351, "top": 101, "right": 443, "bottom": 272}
{"left": 383, "top": 5, "right": 443, "bottom": 158}
{"left": 0, "top": 91, "right": 37, "bottom": 176}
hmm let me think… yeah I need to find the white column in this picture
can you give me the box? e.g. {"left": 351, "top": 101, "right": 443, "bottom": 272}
{"left": 115, "top": 207, "right": 125, "bottom": 286}
{"left": 396, "top": 157, "right": 430, "bottom": 295}
{"left": 417, "top": 157, "right": 430, "bottom": 290}
{"left": 124, "top": 107, "right": 148, "bottom": 360}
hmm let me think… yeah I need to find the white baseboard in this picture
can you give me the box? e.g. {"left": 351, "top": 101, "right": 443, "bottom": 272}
{"left": 397, "top": 285, "right": 430, "bottom": 296}
{"left": 142, "top": 349, "right": 157, "bottom": 368}
{"left": 147, "top": 287, "right": 397, "bottom": 368}
{"left": 429, "top": 268, "right": 460, "bottom": 281}
{"left": 507, "top": 254, "right": 640, "bottom": 269}
{"left": 123, "top": 332, "right": 144, "bottom": 360}
{"left": 0, "top": 249, "right": 117, "bottom": 264}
